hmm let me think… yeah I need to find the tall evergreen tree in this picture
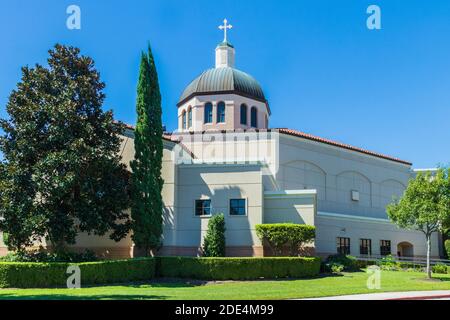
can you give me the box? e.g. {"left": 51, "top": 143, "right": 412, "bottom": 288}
{"left": 0, "top": 45, "right": 131, "bottom": 253}
{"left": 130, "top": 45, "right": 164, "bottom": 256}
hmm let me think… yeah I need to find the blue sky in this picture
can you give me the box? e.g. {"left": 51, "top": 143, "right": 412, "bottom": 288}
{"left": 0, "top": 0, "right": 449, "bottom": 168}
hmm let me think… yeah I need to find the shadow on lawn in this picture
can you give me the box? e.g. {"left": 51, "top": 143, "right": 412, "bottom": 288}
{"left": 0, "top": 293, "right": 168, "bottom": 300}
{"left": 430, "top": 275, "right": 450, "bottom": 282}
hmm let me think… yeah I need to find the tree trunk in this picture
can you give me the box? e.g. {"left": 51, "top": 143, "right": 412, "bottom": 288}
{"left": 426, "top": 234, "right": 432, "bottom": 279}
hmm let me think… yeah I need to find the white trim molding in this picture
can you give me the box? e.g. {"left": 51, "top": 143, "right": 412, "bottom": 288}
{"left": 264, "top": 189, "right": 317, "bottom": 199}
{"left": 317, "top": 211, "right": 391, "bottom": 224}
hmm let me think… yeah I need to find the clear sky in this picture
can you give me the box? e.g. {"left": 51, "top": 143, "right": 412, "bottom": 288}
{"left": 0, "top": 0, "right": 449, "bottom": 168}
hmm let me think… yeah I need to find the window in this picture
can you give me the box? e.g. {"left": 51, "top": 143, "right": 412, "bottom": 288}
{"left": 380, "top": 240, "right": 391, "bottom": 256}
{"left": 251, "top": 107, "right": 257, "bottom": 127}
{"left": 204, "top": 102, "right": 213, "bottom": 124}
{"left": 182, "top": 111, "right": 186, "bottom": 129}
{"left": 195, "top": 199, "right": 211, "bottom": 216}
{"left": 264, "top": 114, "right": 268, "bottom": 128}
{"left": 337, "top": 237, "right": 350, "bottom": 255}
{"left": 188, "top": 107, "right": 192, "bottom": 128}
{"left": 240, "top": 104, "right": 247, "bottom": 125}
{"left": 360, "top": 239, "right": 372, "bottom": 256}
{"left": 230, "top": 199, "right": 246, "bottom": 216}
{"left": 217, "top": 101, "right": 226, "bottom": 123}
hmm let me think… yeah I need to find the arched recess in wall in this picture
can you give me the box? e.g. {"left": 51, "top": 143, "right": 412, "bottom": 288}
{"left": 336, "top": 171, "right": 372, "bottom": 206}
{"left": 281, "top": 160, "right": 327, "bottom": 200}
{"left": 379, "top": 179, "right": 407, "bottom": 209}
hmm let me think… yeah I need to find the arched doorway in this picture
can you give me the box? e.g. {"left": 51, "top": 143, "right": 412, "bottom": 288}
{"left": 397, "top": 242, "right": 414, "bottom": 258}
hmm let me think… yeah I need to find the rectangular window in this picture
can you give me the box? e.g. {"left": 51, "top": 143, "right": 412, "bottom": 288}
{"left": 240, "top": 105, "right": 247, "bottom": 125}
{"left": 380, "top": 240, "right": 391, "bottom": 256}
{"left": 251, "top": 107, "right": 257, "bottom": 128}
{"left": 188, "top": 109, "right": 192, "bottom": 128}
{"left": 230, "top": 199, "right": 246, "bottom": 216}
{"left": 360, "top": 239, "right": 372, "bottom": 256}
{"left": 182, "top": 112, "right": 186, "bottom": 129}
{"left": 204, "top": 103, "right": 213, "bottom": 124}
{"left": 195, "top": 199, "right": 211, "bottom": 216}
{"left": 217, "top": 102, "right": 226, "bottom": 123}
{"left": 337, "top": 237, "right": 351, "bottom": 255}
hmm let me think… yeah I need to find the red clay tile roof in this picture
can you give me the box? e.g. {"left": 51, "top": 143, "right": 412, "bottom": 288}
{"left": 118, "top": 122, "right": 196, "bottom": 158}
{"left": 276, "top": 128, "right": 412, "bottom": 166}
{"left": 117, "top": 121, "right": 411, "bottom": 166}
{"left": 117, "top": 121, "right": 173, "bottom": 141}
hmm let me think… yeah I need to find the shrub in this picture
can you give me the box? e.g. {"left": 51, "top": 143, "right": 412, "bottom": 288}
{"left": 432, "top": 263, "right": 449, "bottom": 274}
{"left": 379, "top": 254, "right": 401, "bottom": 271}
{"left": 156, "top": 256, "right": 321, "bottom": 280}
{"left": 445, "top": 240, "right": 450, "bottom": 259}
{"left": 0, "top": 257, "right": 155, "bottom": 288}
{"left": 203, "top": 214, "right": 226, "bottom": 257}
{"left": 255, "top": 224, "right": 315, "bottom": 256}
{"left": 330, "top": 263, "right": 344, "bottom": 274}
{"left": 1, "top": 232, "right": 10, "bottom": 247}
{"left": 325, "top": 254, "right": 358, "bottom": 271}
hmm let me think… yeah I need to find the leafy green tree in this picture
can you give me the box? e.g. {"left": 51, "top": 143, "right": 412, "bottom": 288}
{"left": 387, "top": 168, "right": 450, "bottom": 278}
{"left": 203, "top": 214, "right": 226, "bottom": 257}
{"left": 0, "top": 44, "right": 131, "bottom": 253}
{"left": 130, "top": 45, "right": 164, "bottom": 256}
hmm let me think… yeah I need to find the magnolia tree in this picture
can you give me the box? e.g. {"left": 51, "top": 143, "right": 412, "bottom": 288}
{"left": 387, "top": 168, "right": 450, "bottom": 279}
{"left": 0, "top": 45, "right": 131, "bottom": 253}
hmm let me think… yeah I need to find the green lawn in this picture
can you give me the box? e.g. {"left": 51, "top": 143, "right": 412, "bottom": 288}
{"left": 0, "top": 271, "right": 449, "bottom": 300}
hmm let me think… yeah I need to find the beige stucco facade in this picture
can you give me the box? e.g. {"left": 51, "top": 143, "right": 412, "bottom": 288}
{"left": 177, "top": 93, "right": 269, "bottom": 132}
{"left": 0, "top": 127, "right": 441, "bottom": 259}
{"left": 0, "top": 38, "right": 442, "bottom": 261}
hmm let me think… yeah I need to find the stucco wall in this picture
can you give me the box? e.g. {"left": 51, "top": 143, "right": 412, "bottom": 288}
{"left": 276, "top": 134, "right": 412, "bottom": 220}
{"left": 177, "top": 94, "right": 269, "bottom": 132}
{"left": 174, "top": 164, "right": 264, "bottom": 249}
{"left": 315, "top": 213, "right": 440, "bottom": 258}
{"left": 264, "top": 191, "right": 316, "bottom": 226}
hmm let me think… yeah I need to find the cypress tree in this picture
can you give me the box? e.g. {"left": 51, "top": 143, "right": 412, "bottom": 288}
{"left": 130, "top": 45, "right": 164, "bottom": 256}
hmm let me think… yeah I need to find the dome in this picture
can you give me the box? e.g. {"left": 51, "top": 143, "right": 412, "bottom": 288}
{"left": 177, "top": 67, "right": 266, "bottom": 106}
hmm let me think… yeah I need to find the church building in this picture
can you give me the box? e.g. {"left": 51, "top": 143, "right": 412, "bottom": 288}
{"left": 0, "top": 20, "right": 442, "bottom": 259}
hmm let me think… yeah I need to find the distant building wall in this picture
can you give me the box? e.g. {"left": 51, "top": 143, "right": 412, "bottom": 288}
{"left": 315, "top": 212, "right": 440, "bottom": 258}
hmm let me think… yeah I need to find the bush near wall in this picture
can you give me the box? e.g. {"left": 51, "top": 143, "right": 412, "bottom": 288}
{"left": 156, "top": 257, "right": 321, "bottom": 280}
{"left": 0, "top": 258, "right": 155, "bottom": 288}
{"left": 255, "top": 224, "right": 316, "bottom": 256}
{"left": 445, "top": 239, "right": 450, "bottom": 259}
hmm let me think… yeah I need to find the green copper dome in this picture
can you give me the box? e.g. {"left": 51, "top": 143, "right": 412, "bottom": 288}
{"left": 177, "top": 67, "right": 266, "bottom": 106}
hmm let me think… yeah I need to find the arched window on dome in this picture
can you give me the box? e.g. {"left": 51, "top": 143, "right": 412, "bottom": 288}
{"left": 251, "top": 107, "right": 258, "bottom": 128}
{"left": 204, "top": 102, "right": 213, "bottom": 124}
{"left": 182, "top": 110, "right": 187, "bottom": 130}
{"left": 188, "top": 107, "right": 192, "bottom": 128}
{"left": 217, "top": 101, "right": 226, "bottom": 123}
{"left": 240, "top": 104, "right": 247, "bottom": 125}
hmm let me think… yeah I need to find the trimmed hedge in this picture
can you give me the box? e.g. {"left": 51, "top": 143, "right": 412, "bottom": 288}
{"left": 0, "top": 256, "right": 321, "bottom": 288}
{"left": 255, "top": 224, "right": 316, "bottom": 256}
{"left": 0, "top": 257, "right": 155, "bottom": 288}
{"left": 156, "top": 257, "right": 321, "bottom": 280}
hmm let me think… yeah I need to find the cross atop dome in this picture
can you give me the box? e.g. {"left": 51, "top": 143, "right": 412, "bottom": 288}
{"left": 218, "top": 19, "right": 233, "bottom": 42}
{"left": 215, "top": 19, "right": 235, "bottom": 68}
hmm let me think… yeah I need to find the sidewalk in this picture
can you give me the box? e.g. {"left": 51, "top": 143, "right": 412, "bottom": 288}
{"left": 300, "top": 290, "right": 450, "bottom": 300}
